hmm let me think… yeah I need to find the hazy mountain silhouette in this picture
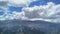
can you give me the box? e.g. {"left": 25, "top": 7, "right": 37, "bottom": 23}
{"left": 0, "top": 20, "right": 60, "bottom": 34}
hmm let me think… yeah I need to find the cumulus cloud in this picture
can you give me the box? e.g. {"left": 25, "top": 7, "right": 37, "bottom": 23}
{"left": 22, "top": 2, "right": 55, "bottom": 19}
{"left": 8, "top": 0, "right": 36, "bottom": 7}
{"left": 0, "top": 0, "right": 36, "bottom": 20}
{"left": 10, "top": 2, "right": 60, "bottom": 22}
{"left": 0, "top": 0, "right": 36, "bottom": 7}
{"left": 21, "top": 2, "right": 60, "bottom": 22}
{"left": 0, "top": 0, "right": 37, "bottom": 15}
{"left": 1, "top": 2, "right": 60, "bottom": 23}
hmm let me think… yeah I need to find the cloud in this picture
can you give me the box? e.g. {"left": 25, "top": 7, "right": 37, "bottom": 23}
{"left": 0, "top": 0, "right": 36, "bottom": 7}
{"left": 10, "top": 2, "right": 60, "bottom": 23}
{"left": 8, "top": 0, "right": 36, "bottom": 7}
{"left": 0, "top": 1, "right": 8, "bottom": 20}
{"left": 22, "top": 2, "right": 55, "bottom": 19}
{"left": 0, "top": 0, "right": 9, "bottom": 18}
{"left": 0, "top": 0, "right": 36, "bottom": 20}
{"left": 1, "top": 2, "right": 60, "bottom": 23}
{"left": 22, "top": 2, "right": 60, "bottom": 22}
{"left": 0, "top": 0, "right": 8, "bottom": 7}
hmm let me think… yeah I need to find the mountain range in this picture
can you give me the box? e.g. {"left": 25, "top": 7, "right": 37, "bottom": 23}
{"left": 0, "top": 20, "right": 60, "bottom": 34}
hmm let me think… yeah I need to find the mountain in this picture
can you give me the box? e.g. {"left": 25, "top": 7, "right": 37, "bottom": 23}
{"left": 0, "top": 20, "right": 60, "bottom": 34}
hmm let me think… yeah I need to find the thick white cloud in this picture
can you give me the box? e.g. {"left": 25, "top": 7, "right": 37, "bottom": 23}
{"left": 21, "top": 2, "right": 60, "bottom": 22}
{"left": 6, "top": 2, "right": 60, "bottom": 23}
{"left": 22, "top": 2, "right": 55, "bottom": 19}
{"left": 0, "top": 0, "right": 36, "bottom": 7}
{"left": 0, "top": 0, "right": 36, "bottom": 19}
{"left": 0, "top": 0, "right": 36, "bottom": 20}
{"left": 8, "top": 0, "right": 36, "bottom": 7}
{"left": 1, "top": 2, "right": 60, "bottom": 23}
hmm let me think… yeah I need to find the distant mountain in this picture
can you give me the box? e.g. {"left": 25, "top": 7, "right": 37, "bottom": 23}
{"left": 0, "top": 20, "right": 60, "bottom": 34}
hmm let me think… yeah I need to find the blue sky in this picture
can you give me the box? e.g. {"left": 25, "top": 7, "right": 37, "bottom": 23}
{"left": 0, "top": 0, "right": 60, "bottom": 22}
{"left": 8, "top": 0, "right": 60, "bottom": 12}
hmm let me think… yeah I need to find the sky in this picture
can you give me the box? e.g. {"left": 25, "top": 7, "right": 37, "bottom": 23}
{"left": 9, "top": 0, "right": 60, "bottom": 12}
{"left": 0, "top": 0, "right": 60, "bottom": 23}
